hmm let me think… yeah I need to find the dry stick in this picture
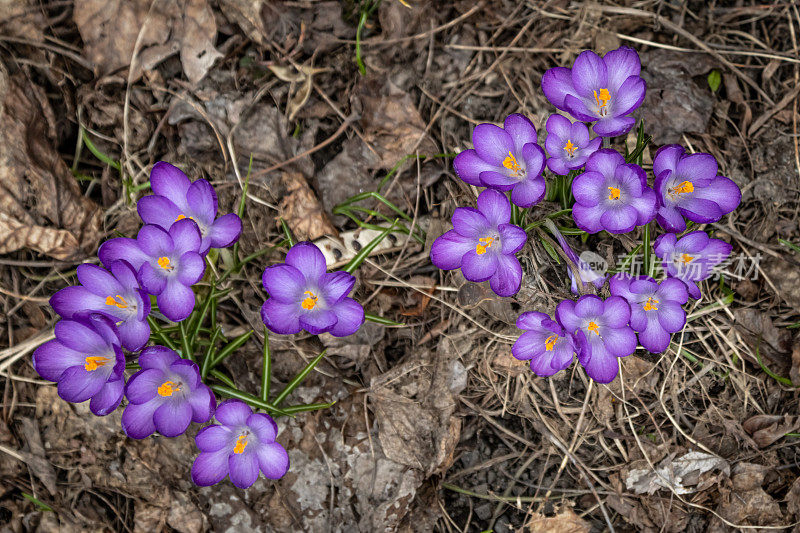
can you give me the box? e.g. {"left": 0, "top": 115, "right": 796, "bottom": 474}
{"left": 748, "top": 84, "right": 800, "bottom": 136}
{"left": 461, "top": 397, "right": 616, "bottom": 533}
{"left": 250, "top": 116, "right": 357, "bottom": 180}
{"left": 791, "top": 4, "right": 800, "bottom": 184}
{"left": 595, "top": 4, "right": 775, "bottom": 106}
{"left": 356, "top": 2, "right": 486, "bottom": 46}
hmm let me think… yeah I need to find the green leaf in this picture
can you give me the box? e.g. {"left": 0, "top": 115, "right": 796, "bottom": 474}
{"left": 707, "top": 69, "right": 722, "bottom": 92}
{"left": 365, "top": 312, "right": 405, "bottom": 326}
{"left": 21, "top": 492, "right": 53, "bottom": 512}
{"left": 273, "top": 349, "right": 327, "bottom": 406}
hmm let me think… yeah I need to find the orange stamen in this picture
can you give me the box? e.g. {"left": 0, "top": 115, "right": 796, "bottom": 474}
{"left": 105, "top": 295, "right": 128, "bottom": 309}
{"left": 301, "top": 291, "right": 318, "bottom": 310}
{"left": 157, "top": 381, "right": 180, "bottom": 397}
{"left": 476, "top": 237, "right": 494, "bottom": 255}
{"left": 233, "top": 435, "right": 248, "bottom": 454}
{"left": 563, "top": 139, "right": 577, "bottom": 156}
{"left": 643, "top": 297, "right": 659, "bottom": 311}
{"left": 608, "top": 186, "right": 621, "bottom": 200}
{"left": 587, "top": 321, "right": 600, "bottom": 335}
{"left": 544, "top": 335, "right": 558, "bottom": 351}
{"left": 84, "top": 356, "right": 109, "bottom": 371}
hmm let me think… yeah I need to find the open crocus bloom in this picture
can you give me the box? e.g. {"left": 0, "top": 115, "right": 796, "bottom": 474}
{"left": 512, "top": 311, "right": 576, "bottom": 377}
{"left": 609, "top": 275, "right": 688, "bottom": 353}
{"left": 261, "top": 242, "right": 364, "bottom": 337}
{"left": 191, "top": 399, "right": 289, "bottom": 488}
{"left": 430, "top": 188, "right": 527, "bottom": 297}
{"left": 49, "top": 261, "right": 151, "bottom": 351}
{"left": 32, "top": 315, "right": 125, "bottom": 415}
{"left": 571, "top": 149, "right": 656, "bottom": 234}
{"left": 138, "top": 162, "right": 242, "bottom": 254}
{"left": 653, "top": 231, "right": 732, "bottom": 299}
{"left": 99, "top": 219, "right": 205, "bottom": 322}
{"left": 653, "top": 145, "right": 741, "bottom": 232}
{"left": 544, "top": 114, "right": 602, "bottom": 175}
{"left": 542, "top": 47, "right": 646, "bottom": 137}
{"left": 121, "top": 346, "right": 215, "bottom": 439}
{"left": 453, "top": 114, "right": 546, "bottom": 208}
{"left": 556, "top": 295, "right": 636, "bottom": 383}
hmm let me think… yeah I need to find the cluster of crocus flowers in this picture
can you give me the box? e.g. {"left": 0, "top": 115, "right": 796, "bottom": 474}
{"left": 30, "top": 162, "right": 295, "bottom": 490}
{"left": 432, "top": 46, "right": 743, "bottom": 384}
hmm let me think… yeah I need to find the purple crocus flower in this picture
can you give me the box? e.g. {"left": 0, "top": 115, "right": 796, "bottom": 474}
{"left": 32, "top": 315, "right": 125, "bottom": 416}
{"left": 137, "top": 162, "right": 242, "bottom": 254}
{"left": 261, "top": 242, "right": 364, "bottom": 337}
{"left": 653, "top": 231, "right": 733, "bottom": 299}
{"left": 98, "top": 219, "right": 205, "bottom": 322}
{"left": 571, "top": 149, "right": 656, "bottom": 234}
{"left": 609, "top": 275, "right": 688, "bottom": 353}
{"left": 541, "top": 47, "right": 646, "bottom": 137}
{"left": 556, "top": 295, "right": 636, "bottom": 383}
{"left": 49, "top": 261, "right": 151, "bottom": 351}
{"left": 544, "top": 114, "right": 602, "bottom": 175}
{"left": 453, "top": 114, "right": 546, "bottom": 208}
{"left": 121, "top": 346, "right": 215, "bottom": 439}
{"left": 430, "top": 188, "right": 527, "bottom": 297}
{"left": 653, "top": 145, "right": 741, "bottom": 232}
{"left": 191, "top": 399, "right": 289, "bottom": 488}
{"left": 512, "top": 311, "right": 577, "bottom": 377}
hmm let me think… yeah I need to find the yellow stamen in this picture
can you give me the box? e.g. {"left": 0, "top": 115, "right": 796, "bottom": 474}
{"left": 157, "top": 380, "right": 180, "bottom": 397}
{"left": 608, "top": 186, "right": 621, "bottom": 200}
{"left": 84, "top": 356, "right": 109, "bottom": 371}
{"left": 233, "top": 435, "right": 248, "bottom": 454}
{"left": 679, "top": 253, "right": 694, "bottom": 264}
{"left": 157, "top": 256, "right": 172, "bottom": 270}
{"left": 593, "top": 88, "right": 611, "bottom": 108}
{"left": 175, "top": 214, "right": 186, "bottom": 222}
{"left": 105, "top": 294, "right": 128, "bottom": 309}
{"left": 476, "top": 237, "right": 494, "bottom": 255}
{"left": 563, "top": 139, "right": 577, "bottom": 157}
{"left": 643, "top": 297, "right": 659, "bottom": 311}
{"left": 301, "top": 290, "right": 318, "bottom": 310}
{"left": 668, "top": 180, "right": 694, "bottom": 199}
{"left": 587, "top": 321, "right": 600, "bottom": 336}
{"left": 544, "top": 335, "right": 558, "bottom": 351}
{"left": 502, "top": 152, "right": 523, "bottom": 176}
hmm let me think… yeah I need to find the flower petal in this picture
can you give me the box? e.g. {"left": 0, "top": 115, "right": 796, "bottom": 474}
{"left": 57, "top": 365, "right": 105, "bottom": 403}
{"left": 511, "top": 176, "right": 545, "bottom": 208}
{"left": 477, "top": 188, "right": 511, "bottom": 227}
{"left": 138, "top": 262, "right": 167, "bottom": 295}
{"left": 156, "top": 281, "right": 196, "bottom": 322}
{"left": 657, "top": 278, "right": 688, "bottom": 305}
{"left": 153, "top": 400, "right": 193, "bottom": 437}
{"left": 207, "top": 214, "right": 242, "bottom": 249}
{"left": 169, "top": 218, "right": 202, "bottom": 255}
{"left": 574, "top": 295, "right": 604, "bottom": 318}
{"left": 121, "top": 399, "right": 159, "bottom": 439}
{"left": 516, "top": 311, "right": 549, "bottom": 331}
{"left": 602, "top": 296, "right": 631, "bottom": 327}
{"left": 572, "top": 171, "right": 605, "bottom": 206}
{"left": 215, "top": 399, "right": 253, "bottom": 426}
{"left": 177, "top": 252, "right": 205, "bottom": 285}
{"left": 498, "top": 224, "right": 526, "bottom": 254}
{"left": 541, "top": 67, "right": 577, "bottom": 110}
{"left": 601, "top": 326, "right": 637, "bottom": 357}
{"left": 572, "top": 203, "right": 606, "bottom": 233}
{"left": 247, "top": 413, "right": 278, "bottom": 443}
{"left": 319, "top": 271, "right": 356, "bottom": 303}
{"left": 603, "top": 46, "right": 641, "bottom": 91}
{"left": 33, "top": 340, "right": 83, "bottom": 382}
{"left": 555, "top": 300, "right": 580, "bottom": 332}
{"left": 137, "top": 195, "right": 182, "bottom": 230}
{"left": 196, "top": 425, "right": 233, "bottom": 452}
{"left": 656, "top": 205, "right": 686, "bottom": 233}
{"left": 489, "top": 254, "right": 522, "bottom": 297}
{"left": 257, "top": 443, "right": 290, "bottom": 480}
{"left": 579, "top": 339, "right": 621, "bottom": 383}
{"left": 186, "top": 179, "right": 218, "bottom": 221}
{"left": 49, "top": 286, "right": 106, "bottom": 319}
{"left": 503, "top": 114, "right": 537, "bottom": 153}
{"left": 229, "top": 452, "right": 259, "bottom": 488}
{"left": 261, "top": 299, "right": 302, "bottom": 335}
{"left": 299, "top": 309, "right": 338, "bottom": 335}
{"left": 460, "top": 250, "right": 498, "bottom": 283}
{"left": 138, "top": 346, "right": 180, "bottom": 371}
{"left": 328, "top": 298, "right": 365, "bottom": 337}
{"left": 54, "top": 319, "right": 107, "bottom": 352}
{"left": 472, "top": 124, "right": 515, "bottom": 167}
{"left": 479, "top": 170, "right": 516, "bottom": 191}
{"left": 657, "top": 301, "right": 687, "bottom": 332}
{"left": 638, "top": 320, "right": 671, "bottom": 353}
{"left": 453, "top": 149, "right": 495, "bottom": 186}
{"left": 98, "top": 238, "right": 147, "bottom": 270}
{"left": 137, "top": 225, "right": 173, "bottom": 257}
{"left": 150, "top": 162, "right": 191, "bottom": 208}
{"left": 125, "top": 368, "right": 164, "bottom": 404}
{"left": 600, "top": 205, "right": 638, "bottom": 234}
{"left": 451, "top": 207, "right": 489, "bottom": 238}
{"left": 571, "top": 50, "right": 608, "bottom": 97}
{"left": 592, "top": 116, "right": 636, "bottom": 138}
{"left": 191, "top": 449, "right": 230, "bottom": 486}
{"left": 694, "top": 176, "right": 741, "bottom": 215}
{"left": 430, "top": 230, "right": 473, "bottom": 270}
{"left": 613, "top": 76, "right": 646, "bottom": 116}
{"left": 285, "top": 242, "right": 327, "bottom": 282}
{"left": 261, "top": 264, "right": 305, "bottom": 303}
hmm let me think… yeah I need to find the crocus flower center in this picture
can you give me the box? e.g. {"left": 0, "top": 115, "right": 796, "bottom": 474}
{"left": 668, "top": 180, "right": 694, "bottom": 199}
{"left": 593, "top": 88, "right": 611, "bottom": 116}
{"left": 175, "top": 214, "right": 195, "bottom": 222}
{"left": 476, "top": 237, "right": 494, "bottom": 255}
{"left": 105, "top": 294, "right": 128, "bottom": 309}
{"left": 157, "top": 380, "right": 181, "bottom": 397}
{"left": 157, "top": 256, "right": 173, "bottom": 271}
{"left": 679, "top": 253, "right": 694, "bottom": 264}
{"left": 587, "top": 321, "right": 600, "bottom": 335}
{"left": 563, "top": 139, "right": 577, "bottom": 157}
{"left": 643, "top": 297, "right": 659, "bottom": 311}
{"left": 544, "top": 334, "right": 558, "bottom": 351}
{"left": 233, "top": 434, "right": 248, "bottom": 454}
{"left": 607, "top": 186, "right": 621, "bottom": 200}
{"left": 502, "top": 152, "right": 524, "bottom": 177}
{"left": 84, "top": 355, "right": 109, "bottom": 371}
{"left": 301, "top": 290, "right": 319, "bottom": 310}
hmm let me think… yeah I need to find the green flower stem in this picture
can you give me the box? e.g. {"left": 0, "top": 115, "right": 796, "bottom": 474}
{"left": 179, "top": 320, "right": 194, "bottom": 362}
{"left": 209, "top": 330, "right": 254, "bottom": 368}
{"left": 642, "top": 222, "right": 652, "bottom": 278}
{"left": 273, "top": 349, "right": 327, "bottom": 406}
{"left": 343, "top": 222, "right": 398, "bottom": 274}
{"left": 364, "top": 312, "right": 404, "bottom": 326}
{"left": 280, "top": 218, "right": 296, "bottom": 247}
{"left": 200, "top": 326, "right": 223, "bottom": 379}
{"left": 147, "top": 316, "right": 178, "bottom": 351}
{"left": 210, "top": 384, "right": 293, "bottom": 417}
{"left": 261, "top": 328, "right": 272, "bottom": 403}
{"left": 280, "top": 402, "right": 336, "bottom": 414}
{"left": 209, "top": 369, "right": 236, "bottom": 388}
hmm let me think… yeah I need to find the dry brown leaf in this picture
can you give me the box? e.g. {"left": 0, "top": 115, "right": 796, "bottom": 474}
{"left": 742, "top": 414, "right": 800, "bottom": 448}
{"left": 278, "top": 171, "right": 337, "bottom": 241}
{"left": 0, "top": 68, "right": 102, "bottom": 259}
{"left": 528, "top": 508, "right": 590, "bottom": 533}
{"left": 19, "top": 418, "right": 57, "bottom": 495}
{"left": 74, "top": 0, "right": 220, "bottom": 83}
{"left": 0, "top": 0, "right": 45, "bottom": 41}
